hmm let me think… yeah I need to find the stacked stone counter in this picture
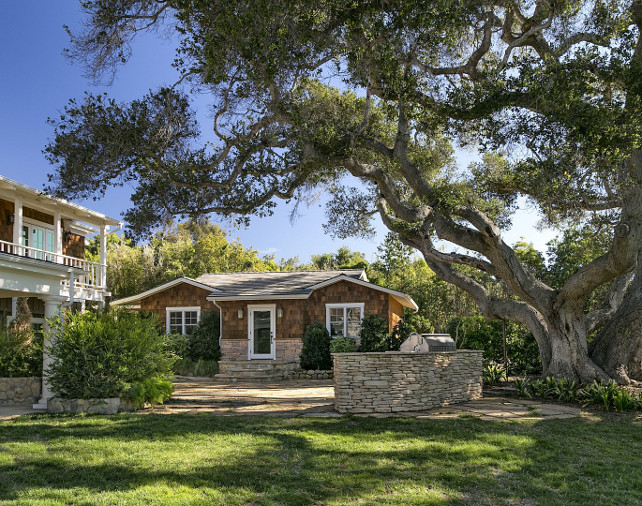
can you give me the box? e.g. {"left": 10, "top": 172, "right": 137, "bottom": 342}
{"left": 333, "top": 351, "right": 483, "bottom": 414}
{"left": 0, "top": 377, "right": 41, "bottom": 406}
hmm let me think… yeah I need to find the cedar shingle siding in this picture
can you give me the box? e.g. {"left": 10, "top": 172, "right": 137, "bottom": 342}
{"left": 139, "top": 279, "right": 403, "bottom": 339}
{"left": 139, "top": 284, "right": 215, "bottom": 330}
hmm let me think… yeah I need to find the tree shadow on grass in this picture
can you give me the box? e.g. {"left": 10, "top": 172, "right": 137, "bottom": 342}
{"left": 0, "top": 414, "right": 641, "bottom": 504}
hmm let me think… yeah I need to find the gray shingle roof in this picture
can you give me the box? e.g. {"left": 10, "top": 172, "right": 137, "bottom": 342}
{"left": 195, "top": 269, "right": 365, "bottom": 296}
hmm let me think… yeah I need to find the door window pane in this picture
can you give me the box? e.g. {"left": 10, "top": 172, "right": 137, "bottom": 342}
{"left": 253, "top": 310, "right": 271, "bottom": 354}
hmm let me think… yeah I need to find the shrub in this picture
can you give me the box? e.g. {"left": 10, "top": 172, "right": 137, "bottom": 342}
{"left": 359, "top": 314, "right": 389, "bottom": 352}
{"left": 447, "top": 316, "right": 541, "bottom": 374}
{"left": 124, "top": 377, "right": 174, "bottom": 409}
{"left": 388, "top": 319, "right": 411, "bottom": 351}
{"left": 173, "top": 358, "right": 219, "bottom": 377}
{"left": 188, "top": 311, "right": 221, "bottom": 362}
{"left": 166, "top": 333, "right": 190, "bottom": 359}
{"left": 46, "top": 309, "right": 174, "bottom": 402}
{"left": 300, "top": 321, "right": 332, "bottom": 370}
{"left": 330, "top": 337, "right": 357, "bottom": 353}
{"left": 0, "top": 298, "right": 42, "bottom": 377}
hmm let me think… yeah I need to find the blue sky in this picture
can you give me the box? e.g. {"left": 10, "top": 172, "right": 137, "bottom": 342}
{"left": 0, "top": 2, "right": 555, "bottom": 263}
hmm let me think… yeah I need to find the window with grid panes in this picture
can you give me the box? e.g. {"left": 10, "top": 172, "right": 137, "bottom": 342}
{"left": 326, "top": 303, "right": 364, "bottom": 338}
{"left": 166, "top": 307, "right": 201, "bottom": 334}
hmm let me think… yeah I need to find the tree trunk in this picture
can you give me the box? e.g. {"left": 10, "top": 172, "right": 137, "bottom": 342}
{"left": 544, "top": 327, "right": 610, "bottom": 383}
{"left": 590, "top": 262, "right": 642, "bottom": 384}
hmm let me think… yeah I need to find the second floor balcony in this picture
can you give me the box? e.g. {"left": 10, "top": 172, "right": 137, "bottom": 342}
{"left": 0, "top": 239, "right": 106, "bottom": 290}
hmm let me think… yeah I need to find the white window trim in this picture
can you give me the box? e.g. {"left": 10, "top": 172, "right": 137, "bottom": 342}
{"left": 166, "top": 306, "right": 201, "bottom": 334}
{"left": 21, "top": 219, "right": 55, "bottom": 254}
{"left": 325, "top": 303, "right": 364, "bottom": 338}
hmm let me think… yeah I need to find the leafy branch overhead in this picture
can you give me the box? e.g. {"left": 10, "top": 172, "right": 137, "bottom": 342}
{"left": 47, "top": 0, "right": 642, "bottom": 384}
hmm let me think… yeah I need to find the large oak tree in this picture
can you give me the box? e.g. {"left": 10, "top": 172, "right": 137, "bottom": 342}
{"left": 46, "top": 0, "right": 642, "bottom": 383}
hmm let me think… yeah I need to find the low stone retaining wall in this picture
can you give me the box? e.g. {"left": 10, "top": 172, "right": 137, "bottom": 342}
{"left": 47, "top": 397, "right": 136, "bottom": 415}
{"left": 0, "top": 377, "right": 41, "bottom": 406}
{"left": 290, "top": 369, "right": 333, "bottom": 380}
{"left": 333, "top": 351, "right": 483, "bottom": 414}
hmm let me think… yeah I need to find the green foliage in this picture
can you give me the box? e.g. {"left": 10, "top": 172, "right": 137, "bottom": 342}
{"left": 187, "top": 311, "right": 221, "bottom": 362}
{"left": 47, "top": 309, "right": 174, "bottom": 401}
{"left": 358, "top": 314, "right": 390, "bottom": 352}
{"left": 513, "top": 377, "right": 531, "bottom": 398}
{"left": 447, "top": 316, "right": 541, "bottom": 375}
{"left": 388, "top": 319, "right": 411, "bottom": 351}
{"left": 166, "top": 333, "right": 190, "bottom": 360}
{"left": 90, "top": 220, "right": 280, "bottom": 300}
{"left": 300, "top": 322, "right": 332, "bottom": 370}
{"left": 173, "top": 359, "right": 219, "bottom": 377}
{"left": 124, "top": 377, "right": 174, "bottom": 409}
{"left": 329, "top": 337, "right": 357, "bottom": 353}
{"left": 483, "top": 362, "right": 507, "bottom": 386}
{"left": 514, "top": 377, "right": 642, "bottom": 412}
{"left": 0, "top": 298, "right": 42, "bottom": 378}
{"left": 368, "top": 236, "right": 477, "bottom": 333}
{"left": 309, "top": 246, "right": 368, "bottom": 270}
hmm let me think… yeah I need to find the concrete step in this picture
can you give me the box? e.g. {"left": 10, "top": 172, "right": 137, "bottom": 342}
{"left": 218, "top": 360, "right": 299, "bottom": 373}
{"left": 215, "top": 372, "right": 288, "bottom": 383}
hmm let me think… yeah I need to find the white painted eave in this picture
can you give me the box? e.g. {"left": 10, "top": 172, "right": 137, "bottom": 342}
{"left": 111, "top": 277, "right": 220, "bottom": 306}
{"left": 0, "top": 174, "right": 122, "bottom": 228}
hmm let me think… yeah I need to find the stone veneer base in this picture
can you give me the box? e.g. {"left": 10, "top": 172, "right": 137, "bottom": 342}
{"left": 221, "top": 338, "right": 303, "bottom": 362}
{"left": 332, "top": 351, "right": 483, "bottom": 414}
{"left": 0, "top": 377, "right": 41, "bottom": 406}
{"left": 47, "top": 396, "right": 136, "bottom": 415}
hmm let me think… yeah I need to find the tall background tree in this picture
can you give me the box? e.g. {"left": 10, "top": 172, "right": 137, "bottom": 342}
{"left": 47, "top": 0, "right": 642, "bottom": 383}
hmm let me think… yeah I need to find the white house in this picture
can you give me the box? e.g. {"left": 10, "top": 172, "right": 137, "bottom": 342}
{"left": 0, "top": 175, "right": 121, "bottom": 408}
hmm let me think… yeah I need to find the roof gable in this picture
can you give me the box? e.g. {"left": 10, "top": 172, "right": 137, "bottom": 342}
{"left": 110, "top": 277, "right": 220, "bottom": 306}
{"left": 196, "top": 270, "right": 366, "bottom": 297}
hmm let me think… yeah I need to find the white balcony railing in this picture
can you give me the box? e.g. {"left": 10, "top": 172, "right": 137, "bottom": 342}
{"left": 0, "top": 239, "right": 106, "bottom": 290}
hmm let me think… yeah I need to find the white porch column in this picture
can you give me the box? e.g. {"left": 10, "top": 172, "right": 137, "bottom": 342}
{"left": 12, "top": 197, "right": 22, "bottom": 254}
{"left": 99, "top": 225, "right": 107, "bottom": 289}
{"left": 34, "top": 296, "right": 65, "bottom": 410}
{"left": 54, "top": 212, "right": 62, "bottom": 258}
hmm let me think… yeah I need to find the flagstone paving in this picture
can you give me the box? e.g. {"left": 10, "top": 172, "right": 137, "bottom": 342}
{"left": 0, "top": 377, "right": 583, "bottom": 421}
{"left": 148, "top": 376, "right": 582, "bottom": 420}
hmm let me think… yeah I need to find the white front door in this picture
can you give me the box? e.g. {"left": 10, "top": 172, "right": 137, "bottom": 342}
{"left": 248, "top": 304, "right": 275, "bottom": 359}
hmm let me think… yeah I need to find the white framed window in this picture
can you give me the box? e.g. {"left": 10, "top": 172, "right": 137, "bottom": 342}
{"left": 166, "top": 306, "right": 201, "bottom": 335}
{"left": 326, "top": 303, "right": 364, "bottom": 338}
{"left": 22, "top": 219, "right": 55, "bottom": 261}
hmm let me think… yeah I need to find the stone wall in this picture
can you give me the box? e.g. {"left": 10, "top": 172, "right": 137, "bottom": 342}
{"left": 220, "top": 339, "right": 248, "bottom": 360}
{"left": 333, "top": 351, "right": 483, "bottom": 414}
{"left": 47, "top": 397, "right": 136, "bottom": 415}
{"left": 275, "top": 338, "right": 303, "bottom": 361}
{"left": 0, "top": 377, "right": 41, "bottom": 406}
{"left": 290, "top": 369, "right": 333, "bottom": 380}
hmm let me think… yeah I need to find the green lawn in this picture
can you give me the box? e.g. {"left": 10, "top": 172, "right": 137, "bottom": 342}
{"left": 0, "top": 413, "right": 640, "bottom": 505}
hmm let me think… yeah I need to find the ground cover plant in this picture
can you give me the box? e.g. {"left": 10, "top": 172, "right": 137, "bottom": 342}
{"left": 514, "top": 377, "right": 642, "bottom": 413}
{"left": 0, "top": 414, "right": 641, "bottom": 505}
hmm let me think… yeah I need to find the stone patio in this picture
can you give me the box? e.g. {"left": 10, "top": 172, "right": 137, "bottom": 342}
{"left": 148, "top": 376, "right": 582, "bottom": 420}
{"left": 0, "top": 377, "right": 584, "bottom": 421}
